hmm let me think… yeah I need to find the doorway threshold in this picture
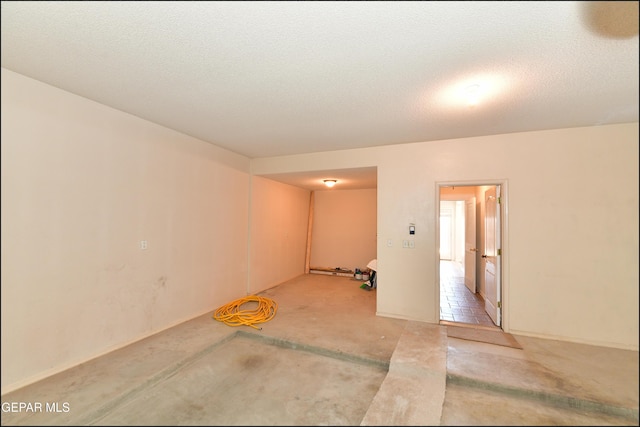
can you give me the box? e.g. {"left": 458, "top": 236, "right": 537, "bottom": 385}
{"left": 439, "top": 320, "right": 500, "bottom": 331}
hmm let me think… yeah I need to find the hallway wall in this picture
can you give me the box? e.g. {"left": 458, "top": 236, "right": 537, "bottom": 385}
{"left": 310, "top": 188, "right": 377, "bottom": 271}
{"left": 248, "top": 176, "right": 310, "bottom": 294}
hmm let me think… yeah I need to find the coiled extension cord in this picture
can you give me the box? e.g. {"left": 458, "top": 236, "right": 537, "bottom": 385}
{"left": 213, "top": 295, "right": 278, "bottom": 330}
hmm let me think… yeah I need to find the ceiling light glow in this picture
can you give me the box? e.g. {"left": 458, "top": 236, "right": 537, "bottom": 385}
{"left": 434, "top": 73, "right": 510, "bottom": 109}
{"left": 466, "top": 84, "right": 481, "bottom": 107}
{"left": 323, "top": 179, "right": 337, "bottom": 188}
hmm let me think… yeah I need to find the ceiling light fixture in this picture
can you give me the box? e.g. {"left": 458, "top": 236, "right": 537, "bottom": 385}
{"left": 466, "top": 84, "right": 481, "bottom": 107}
{"left": 323, "top": 179, "right": 337, "bottom": 188}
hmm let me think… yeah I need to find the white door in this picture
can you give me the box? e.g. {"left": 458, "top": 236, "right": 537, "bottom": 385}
{"left": 483, "top": 186, "right": 501, "bottom": 326}
{"left": 464, "top": 197, "right": 477, "bottom": 293}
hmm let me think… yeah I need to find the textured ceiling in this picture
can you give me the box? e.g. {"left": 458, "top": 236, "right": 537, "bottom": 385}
{"left": 1, "top": 1, "right": 638, "bottom": 189}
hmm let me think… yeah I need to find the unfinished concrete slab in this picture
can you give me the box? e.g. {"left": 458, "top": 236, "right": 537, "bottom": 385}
{"left": 1, "top": 274, "right": 638, "bottom": 426}
{"left": 90, "top": 334, "right": 387, "bottom": 426}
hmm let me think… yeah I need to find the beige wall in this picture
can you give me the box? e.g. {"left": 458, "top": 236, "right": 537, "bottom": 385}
{"left": 310, "top": 189, "right": 377, "bottom": 272}
{"left": 1, "top": 69, "right": 252, "bottom": 393}
{"left": 248, "top": 176, "right": 310, "bottom": 293}
{"left": 252, "top": 122, "right": 639, "bottom": 351}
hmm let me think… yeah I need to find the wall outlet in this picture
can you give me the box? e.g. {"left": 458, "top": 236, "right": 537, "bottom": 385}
{"left": 140, "top": 240, "right": 148, "bottom": 250}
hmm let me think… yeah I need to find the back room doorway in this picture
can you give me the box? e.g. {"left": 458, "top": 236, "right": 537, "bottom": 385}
{"left": 437, "top": 183, "right": 506, "bottom": 330}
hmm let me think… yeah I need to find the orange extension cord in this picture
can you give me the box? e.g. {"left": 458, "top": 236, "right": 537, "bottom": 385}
{"left": 212, "top": 295, "right": 278, "bottom": 330}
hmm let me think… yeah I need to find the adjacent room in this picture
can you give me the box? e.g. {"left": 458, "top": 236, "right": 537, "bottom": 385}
{"left": 439, "top": 185, "right": 499, "bottom": 328}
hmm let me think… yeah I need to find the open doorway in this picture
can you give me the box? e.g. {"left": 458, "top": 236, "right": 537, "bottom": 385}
{"left": 437, "top": 183, "right": 505, "bottom": 330}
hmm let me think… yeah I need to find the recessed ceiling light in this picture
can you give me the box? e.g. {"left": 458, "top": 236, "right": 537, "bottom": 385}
{"left": 466, "top": 84, "right": 481, "bottom": 107}
{"left": 434, "top": 74, "right": 510, "bottom": 110}
{"left": 323, "top": 179, "right": 337, "bottom": 188}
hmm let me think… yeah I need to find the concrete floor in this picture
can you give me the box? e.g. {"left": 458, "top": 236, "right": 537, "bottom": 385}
{"left": 1, "top": 274, "right": 638, "bottom": 426}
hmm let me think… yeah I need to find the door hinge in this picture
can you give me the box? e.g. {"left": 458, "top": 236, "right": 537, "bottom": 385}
{"left": 497, "top": 248, "right": 501, "bottom": 256}
{"left": 497, "top": 301, "right": 501, "bottom": 309}
{"left": 498, "top": 196, "right": 501, "bottom": 204}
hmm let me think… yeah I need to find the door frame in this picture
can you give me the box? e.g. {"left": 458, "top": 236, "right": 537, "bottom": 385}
{"left": 435, "top": 179, "right": 510, "bottom": 332}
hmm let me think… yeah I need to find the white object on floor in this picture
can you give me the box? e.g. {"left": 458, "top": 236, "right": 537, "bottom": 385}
{"left": 367, "top": 259, "right": 377, "bottom": 271}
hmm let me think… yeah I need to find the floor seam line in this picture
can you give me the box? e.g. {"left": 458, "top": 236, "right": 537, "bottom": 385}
{"left": 446, "top": 373, "right": 640, "bottom": 422}
{"left": 74, "top": 331, "right": 239, "bottom": 426}
{"left": 236, "top": 329, "right": 390, "bottom": 371}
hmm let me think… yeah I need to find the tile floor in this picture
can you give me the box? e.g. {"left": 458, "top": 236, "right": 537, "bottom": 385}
{"left": 439, "top": 260, "right": 496, "bottom": 327}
